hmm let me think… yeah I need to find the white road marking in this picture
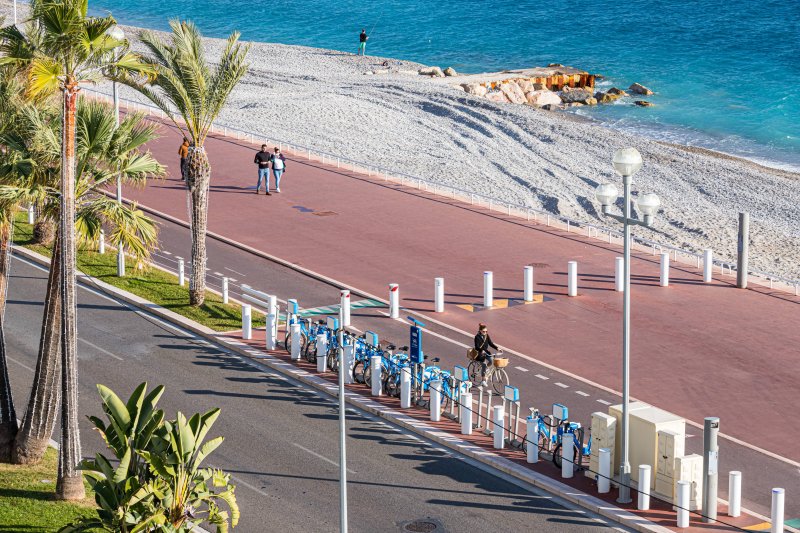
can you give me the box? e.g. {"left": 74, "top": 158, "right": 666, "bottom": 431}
{"left": 293, "top": 443, "right": 355, "bottom": 474}
{"left": 575, "top": 391, "right": 590, "bottom": 397}
{"left": 79, "top": 338, "right": 124, "bottom": 361}
{"left": 555, "top": 382, "right": 569, "bottom": 389}
{"left": 535, "top": 374, "right": 549, "bottom": 380}
{"left": 213, "top": 271, "right": 224, "bottom": 277}
{"left": 596, "top": 399, "right": 611, "bottom": 406}
{"left": 162, "top": 250, "right": 172, "bottom": 255}
{"left": 224, "top": 267, "right": 247, "bottom": 277}
{"left": 514, "top": 366, "right": 529, "bottom": 372}
{"left": 8, "top": 356, "right": 34, "bottom": 372}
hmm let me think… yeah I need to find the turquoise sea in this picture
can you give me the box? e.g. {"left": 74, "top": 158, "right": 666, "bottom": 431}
{"left": 90, "top": 0, "right": 800, "bottom": 171}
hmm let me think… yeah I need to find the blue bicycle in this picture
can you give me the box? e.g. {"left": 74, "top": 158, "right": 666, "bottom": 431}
{"left": 552, "top": 420, "right": 590, "bottom": 469}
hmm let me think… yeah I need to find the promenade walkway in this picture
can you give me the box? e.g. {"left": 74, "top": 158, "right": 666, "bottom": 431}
{"left": 123, "top": 117, "right": 800, "bottom": 468}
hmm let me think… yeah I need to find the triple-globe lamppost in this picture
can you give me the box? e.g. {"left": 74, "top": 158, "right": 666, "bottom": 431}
{"left": 594, "top": 148, "right": 661, "bottom": 503}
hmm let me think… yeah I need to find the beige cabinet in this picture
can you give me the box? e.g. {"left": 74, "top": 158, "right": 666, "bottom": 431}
{"left": 586, "top": 412, "right": 616, "bottom": 480}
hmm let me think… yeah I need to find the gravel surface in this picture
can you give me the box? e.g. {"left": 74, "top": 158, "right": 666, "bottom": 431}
{"left": 3, "top": 1, "right": 799, "bottom": 280}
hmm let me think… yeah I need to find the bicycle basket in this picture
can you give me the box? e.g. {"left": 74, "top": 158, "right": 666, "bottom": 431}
{"left": 493, "top": 357, "right": 509, "bottom": 368}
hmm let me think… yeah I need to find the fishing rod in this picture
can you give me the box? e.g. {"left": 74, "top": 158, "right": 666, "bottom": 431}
{"left": 369, "top": 11, "right": 384, "bottom": 37}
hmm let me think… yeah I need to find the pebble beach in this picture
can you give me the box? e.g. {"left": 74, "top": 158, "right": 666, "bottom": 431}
{"left": 3, "top": 1, "right": 799, "bottom": 280}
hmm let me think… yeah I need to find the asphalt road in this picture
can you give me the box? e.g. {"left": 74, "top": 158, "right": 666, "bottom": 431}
{"left": 145, "top": 210, "right": 799, "bottom": 521}
{"left": 4, "top": 254, "right": 624, "bottom": 532}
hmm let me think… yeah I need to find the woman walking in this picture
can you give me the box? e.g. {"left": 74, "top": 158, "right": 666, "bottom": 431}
{"left": 270, "top": 147, "right": 287, "bottom": 193}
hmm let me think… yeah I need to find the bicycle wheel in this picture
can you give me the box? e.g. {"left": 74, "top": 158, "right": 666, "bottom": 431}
{"left": 467, "top": 360, "right": 481, "bottom": 386}
{"left": 552, "top": 441, "right": 579, "bottom": 469}
{"left": 285, "top": 331, "right": 307, "bottom": 354}
{"left": 384, "top": 373, "right": 401, "bottom": 397}
{"left": 353, "top": 361, "right": 366, "bottom": 383}
{"left": 490, "top": 368, "right": 509, "bottom": 395}
{"left": 304, "top": 341, "right": 317, "bottom": 364}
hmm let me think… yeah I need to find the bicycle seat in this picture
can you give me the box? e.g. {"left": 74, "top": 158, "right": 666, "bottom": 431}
{"left": 423, "top": 354, "right": 429, "bottom": 360}
{"left": 386, "top": 344, "right": 396, "bottom": 350}
{"left": 432, "top": 357, "right": 440, "bottom": 363}
{"left": 400, "top": 346, "right": 409, "bottom": 351}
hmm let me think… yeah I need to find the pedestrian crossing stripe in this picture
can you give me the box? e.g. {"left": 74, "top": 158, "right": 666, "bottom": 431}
{"left": 456, "top": 294, "right": 550, "bottom": 312}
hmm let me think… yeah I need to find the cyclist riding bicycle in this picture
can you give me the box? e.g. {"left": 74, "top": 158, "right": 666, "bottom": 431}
{"left": 473, "top": 323, "right": 499, "bottom": 386}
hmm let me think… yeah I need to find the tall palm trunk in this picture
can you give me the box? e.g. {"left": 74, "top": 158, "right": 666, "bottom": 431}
{"left": 55, "top": 82, "right": 84, "bottom": 501}
{"left": 187, "top": 145, "right": 210, "bottom": 306}
{"left": 0, "top": 221, "right": 17, "bottom": 462}
{"left": 13, "top": 231, "right": 61, "bottom": 465}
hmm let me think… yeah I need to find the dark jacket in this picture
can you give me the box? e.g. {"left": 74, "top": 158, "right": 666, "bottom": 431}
{"left": 474, "top": 332, "right": 498, "bottom": 355}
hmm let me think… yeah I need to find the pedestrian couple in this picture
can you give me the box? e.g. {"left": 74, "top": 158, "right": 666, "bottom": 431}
{"left": 253, "top": 145, "right": 287, "bottom": 195}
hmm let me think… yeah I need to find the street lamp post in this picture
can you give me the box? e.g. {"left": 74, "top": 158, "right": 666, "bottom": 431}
{"left": 107, "top": 25, "right": 126, "bottom": 277}
{"left": 594, "top": 148, "right": 661, "bottom": 504}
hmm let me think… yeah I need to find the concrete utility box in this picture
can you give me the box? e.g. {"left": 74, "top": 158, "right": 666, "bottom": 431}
{"left": 586, "top": 412, "right": 616, "bottom": 480}
{"left": 608, "top": 401, "right": 650, "bottom": 474}
{"left": 609, "top": 402, "right": 685, "bottom": 489}
{"left": 675, "top": 454, "right": 704, "bottom": 511}
{"left": 655, "top": 429, "right": 686, "bottom": 500}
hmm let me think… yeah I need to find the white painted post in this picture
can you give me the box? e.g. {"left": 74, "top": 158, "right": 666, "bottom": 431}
{"left": 483, "top": 271, "right": 493, "bottom": 308}
{"left": 241, "top": 304, "right": 252, "bottom": 340}
{"left": 290, "top": 323, "right": 301, "bottom": 361}
{"left": 268, "top": 295, "right": 278, "bottom": 347}
{"left": 703, "top": 249, "right": 713, "bottom": 282}
{"left": 430, "top": 380, "right": 442, "bottom": 422}
{"left": 561, "top": 445, "right": 574, "bottom": 478}
{"left": 638, "top": 465, "right": 651, "bottom": 510}
{"left": 340, "top": 290, "right": 351, "bottom": 326}
{"left": 343, "top": 344, "right": 355, "bottom": 385}
{"left": 27, "top": 204, "right": 34, "bottom": 224}
{"left": 523, "top": 266, "right": 534, "bottom": 302}
{"left": 615, "top": 257, "right": 624, "bottom": 292}
{"left": 98, "top": 229, "right": 105, "bottom": 254}
{"left": 266, "top": 312, "right": 277, "bottom": 351}
{"left": 660, "top": 252, "right": 670, "bottom": 287}
{"left": 370, "top": 355, "right": 382, "bottom": 396}
{"left": 178, "top": 258, "right": 185, "bottom": 287}
{"left": 567, "top": 261, "right": 578, "bottom": 297}
{"left": 460, "top": 392, "right": 473, "bottom": 435}
{"left": 389, "top": 283, "right": 399, "bottom": 319}
{"left": 728, "top": 471, "right": 741, "bottom": 517}
{"left": 526, "top": 418, "right": 538, "bottom": 463}
{"left": 493, "top": 405, "right": 505, "bottom": 449}
{"left": 598, "top": 448, "right": 611, "bottom": 493}
{"left": 400, "top": 366, "right": 411, "bottom": 408}
{"left": 771, "top": 488, "right": 785, "bottom": 533}
{"left": 316, "top": 334, "right": 327, "bottom": 373}
{"left": 434, "top": 278, "right": 444, "bottom": 313}
{"left": 222, "top": 277, "right": 229, "bottom": 304}
{"left": 677, "top": 480, "right": 690, "bottom": 528}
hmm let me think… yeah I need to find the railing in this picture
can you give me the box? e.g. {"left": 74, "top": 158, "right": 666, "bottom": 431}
{"left": 81, "top": 86, "right": 800, "bottom": 296}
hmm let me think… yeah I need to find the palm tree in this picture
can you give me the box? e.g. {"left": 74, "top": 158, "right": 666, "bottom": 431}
{"left": 0, "top": 1, "right": 152, "bottom": 498}
{"left": 135, "top": 21, "right": 249, "bottom": 306}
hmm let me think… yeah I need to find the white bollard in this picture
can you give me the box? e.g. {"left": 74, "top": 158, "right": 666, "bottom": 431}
{"left": 316, "top": 334, "right": 327, "bottom": 373}
{"left": 241, "top": 304, "right": 252, "bottom": 340}
{"left": 27, "top": 204, "right": 34, "bottom": 225}
{"left": 483, "top": 271, "right": 494, "bottom": 308}
{"left": 370, "top": 355, "right": 382, "bottom": 396}
{"left": 340, "top": 290, "right": 351, "bottom": 326}
{"left": 222, "top": 277, "right": 229, "bottom": 304}
{"left": 524, "top": 266, "right": 534, "bottom": 302}
{"left": 493, "top": 405, "right": 504, "bottom": 449}
{"left": 460, "top": 392, "right": 473, "bottom": 435}
{"left": 703, "top": 249, "right": 713, "bottom": 282}
{"left": 660, "top": 253, "right": 670, "bottom": 287}
{"left": 638, "top": 465, "right": 651, "bottom": 510}
{"left": 430, "top": 379, "right": 442, "bottom": 422}
{"left": 567, "top": 261, "right": 578, "bottom": 297}
{"left": 178, "top": 258, "right": 185, "bottom": 287}
{"left": 434, "top": 278, "right": 444, "bottom": 313}
{"left": 98, "top": 229, "right": 105, "bottom": 254}
{"left": 526, "top": 418, "right": 539, "bottom": 463}
{"left": 598, "top": 448, "right": 611, "bottom": 493}
{"left": 290, "top": 323, "right": 301, "bottom": 361}
{"left": 728, "top": 471, "right": 742, "bottom": 517}
{"left": 267, "top": 294, "right": 278, "bottom": 345}
{"left": 771, "top": 488, "right": 785, "bottom": 533}
{"left": 677, "top": 480, "right": 690, "bottom": 528}
{"left": 615, "top": 257, "right": 624, "bottom": 292}
{"left": 561, "top": 443, "right": 574, "bottom": 478}
{"left": 343, "top": 344, "right": 355, "bottom": 384}
{"left": 400, "top": 366, "right": 411, "bottom": 408}
{"left": 389, "top": 283, "right": 399, "bottom": 319}
{"left": 266, "top": 312, "right": 277, "bottom": 351}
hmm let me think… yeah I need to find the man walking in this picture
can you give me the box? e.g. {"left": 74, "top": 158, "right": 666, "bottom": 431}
{"left": 178, "top": 137, "right": 189, "bottom": 181}
{"left": 358, "top": 29, "right": 368, "bottom": 56}
{"left": 269, "top": 147, "right": 287, "bottom": 193}
{"left": 254, "top": 144, "right": 272, "bottom": 195}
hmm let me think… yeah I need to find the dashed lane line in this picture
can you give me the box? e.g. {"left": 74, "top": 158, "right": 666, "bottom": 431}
{"left": 555, "top": 382, "right": 569, "bottom": 389}
{"left": 293, "top": 443, "right": 356, "bottom": 474}
{"left": 596, "top": 399, "right": 611, "bottom": 406}
{"left": 535, "top": 374, "right": 549, "bottom": 380}
{"left": 575, "top": 391, "right": 590, "bottom": 397}
{"left": 514, "top": 366, "right": 529, "bottom": 372}
{"left": 224, "top": 266, "right": 247, "bottom": 277}
{"left": 80, "top": 338, "right": 124, "bottom": 361}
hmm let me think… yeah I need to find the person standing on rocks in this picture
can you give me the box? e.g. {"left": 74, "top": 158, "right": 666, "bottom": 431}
{"left": 253, "top": 144, "right": 272, "bottom": 195}
{"left": 358, "top": 29, "right": 368, "bottom": 55}
{"left": 269, "top": 147, "right": 287, "bottom": 193}
{"left": 178, "top": 137, "right": 189, "bottom": 181}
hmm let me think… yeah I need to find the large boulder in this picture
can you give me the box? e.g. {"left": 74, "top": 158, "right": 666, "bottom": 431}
{"left": 485, "top": 91, "right": 511, "bottom": 104}
{"left": 526, "top": 89, "right": 562, "bottom": 107}
{"left": 499, "top": 82, "right": 527, "bottom": 104}
{"left": 443, "top": 66, "right": 458, "bottom": 77}
{"left": 462, "top": 83, "right": 488, "bottom": 97}
{"left": 516, "top": 79, "right": 535, "bottom": 93}
{"left": 607, "top": 87, "right": 629, "bottom": 96}
{"left": 533, "top": 82, "right": 547, "bottom": 90}
{"left": 629, "top": 83, "right": 654, "bottom": 95}
{"left": 634, "top": 100, "right": 654, "bottom": 107}
{"left": 419, "top": 66, "right": 445, "bottom": 77}
{"left": 560, "top": 86, "right": 595, "bottom": 104}
{"left": 595, "top": 91, "right": 621, "bottom": 104}
{"left": 541, "top": 103, "right": 563, "bottom": 111}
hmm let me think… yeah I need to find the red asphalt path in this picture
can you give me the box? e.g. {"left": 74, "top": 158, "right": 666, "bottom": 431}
{"left": 123, "top": 117, "right": 800, "bottom": 465}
